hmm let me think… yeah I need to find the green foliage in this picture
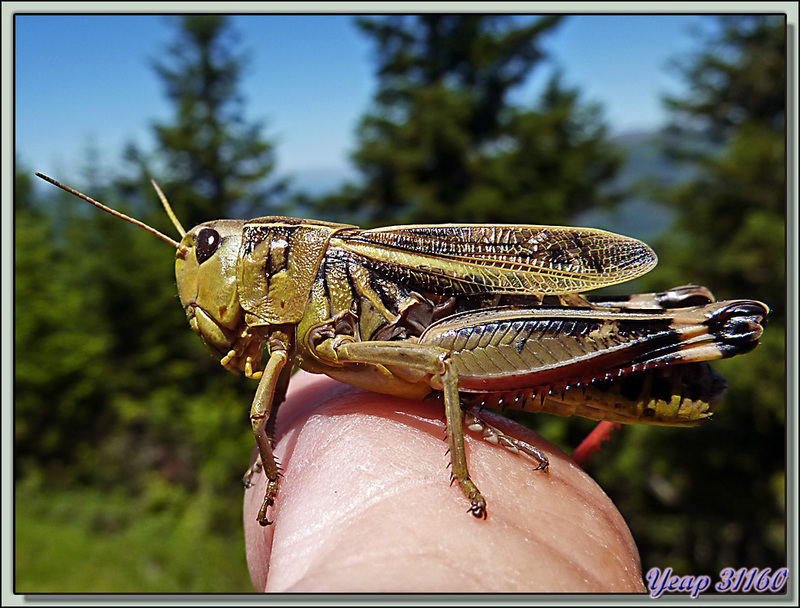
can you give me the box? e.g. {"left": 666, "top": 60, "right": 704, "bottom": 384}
{"left": 15, "top": 16, "right": 274, "bottom": 593}
{"left": 14, "top": 478, "right": 252, "bottom": 592}
{"left": 15, "top": 163, "right": 258, "bottom": 592}
{"left": 590, "top": 15, "right": 787, "bottom": 575}
{"left": 314, "top": 15, "right": 621, "bottom": 226}
{"left": 15, "top": 167, "right": 115, "bottom": 480}
{"left": 663, "top": 16, "right": 786, "bottom": 143}
{"left": 655, "top": 119, "right": 785, "bottom": 316}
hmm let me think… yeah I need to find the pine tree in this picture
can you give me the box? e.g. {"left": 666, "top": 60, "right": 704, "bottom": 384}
{"left": 658, "top": 16, "right": 786, "bottom": 315}
{"left": 315, "top": 15, "right": 620, "bottom": 226}
{"left": 149, "top": 15, "right": 283, "bottom": 226}
{"left": 106, "top": 15, "right": 281, "bottom": 530}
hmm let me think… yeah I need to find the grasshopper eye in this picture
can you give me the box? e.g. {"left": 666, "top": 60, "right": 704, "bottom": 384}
{"left": 195, "top": 228, "right": 221, "bottom": 264}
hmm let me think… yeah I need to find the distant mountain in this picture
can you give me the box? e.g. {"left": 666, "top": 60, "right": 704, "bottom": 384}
{"left": 608, "top": 130, "right": 697, "bottom": 189}
{"left": 286, "top": 166, "right": 357, "bottom": 197}
{"left": 576, "top": 129, "right": 699, "bottom": 241}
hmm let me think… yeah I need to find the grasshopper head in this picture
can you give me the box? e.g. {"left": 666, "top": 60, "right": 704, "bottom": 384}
{"left": 34, "top": 174, "right": 263, "bottom": 375}
{"left": 176, "top": 220, "right": 248, "bottom": 365}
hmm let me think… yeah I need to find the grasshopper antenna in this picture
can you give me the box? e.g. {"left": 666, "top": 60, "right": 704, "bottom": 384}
{"left": 35, "top": 173, "right": 189, "bottom": 255}
{"left": 150, "top": 179, "right": 186, "bottom": 238}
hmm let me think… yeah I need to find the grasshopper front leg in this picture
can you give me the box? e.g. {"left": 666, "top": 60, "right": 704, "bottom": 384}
{"left": 316, "top": 339, "right": 490, "bottom": 519}
{"left": 249, "top": 331, "right": 292, "bottom": 526}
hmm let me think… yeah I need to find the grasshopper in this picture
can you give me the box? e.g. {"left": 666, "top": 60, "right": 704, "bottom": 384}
{"left": 36, "top": 173, "right": 768, "bottom": 526}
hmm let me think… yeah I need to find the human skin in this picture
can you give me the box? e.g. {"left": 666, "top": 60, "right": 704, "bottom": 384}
{"left": 243, "top": 370, "right": 646, "bottom": 593}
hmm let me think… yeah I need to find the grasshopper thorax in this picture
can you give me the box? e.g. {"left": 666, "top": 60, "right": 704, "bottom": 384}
{"left": 176, "top": 216, "right": 353, "bottom": 377}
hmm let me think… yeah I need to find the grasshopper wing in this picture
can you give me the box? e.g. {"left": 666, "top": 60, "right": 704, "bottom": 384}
{"left": 332, "top": 224, "right": 658, "bottom": 296}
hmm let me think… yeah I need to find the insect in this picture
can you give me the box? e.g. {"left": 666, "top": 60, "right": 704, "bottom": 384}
{"left": 36, "top": 173, "right": 769, "bottom": 526}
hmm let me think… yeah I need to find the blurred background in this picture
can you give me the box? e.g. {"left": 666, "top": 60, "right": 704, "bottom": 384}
{"left": 13, "top": 13, "right": 787, "bottom": 593}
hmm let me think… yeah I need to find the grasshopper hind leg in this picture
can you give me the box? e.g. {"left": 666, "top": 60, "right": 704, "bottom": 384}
{"left": 243, "top": 455, "right": 262, "bottom": 488}
{"left": 463, "top": 409, "right": 550, "bottom": 473}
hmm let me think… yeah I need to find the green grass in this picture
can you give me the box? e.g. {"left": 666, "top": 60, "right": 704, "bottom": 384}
{"left": 14, "top": 479, "right": 254, "bottom": 593}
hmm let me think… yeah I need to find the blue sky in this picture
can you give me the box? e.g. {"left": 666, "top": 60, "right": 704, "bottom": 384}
{"left": 15, "top": 13, "right": 716, "bottom": 190}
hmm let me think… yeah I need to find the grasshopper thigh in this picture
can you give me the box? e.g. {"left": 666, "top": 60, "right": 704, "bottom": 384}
{"left": 317, "top": 339, "right": 490, "bottom": 518}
